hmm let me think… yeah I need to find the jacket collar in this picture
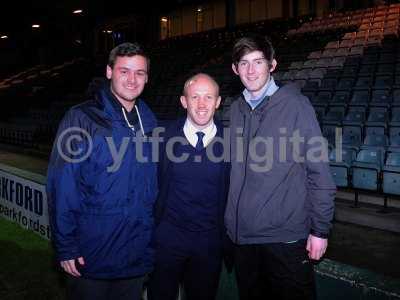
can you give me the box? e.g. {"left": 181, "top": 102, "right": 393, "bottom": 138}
{"left": 238, "top": 82, "right": 300, "bottom": 116}
{"left": 94, "top": 80, "right": 156, "bottom": 135}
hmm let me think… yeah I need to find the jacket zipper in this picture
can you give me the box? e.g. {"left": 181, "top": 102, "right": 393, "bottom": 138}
{"left": 235, "top": 111, "right": 252, "bottom": 243}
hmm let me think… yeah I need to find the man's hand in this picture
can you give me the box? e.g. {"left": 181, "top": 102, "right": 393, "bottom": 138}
{"left": 60, "top": 257, "right": 85, "bottom": 277}
{"left": 306, "top": 234, "right": 328, "bottom": 260}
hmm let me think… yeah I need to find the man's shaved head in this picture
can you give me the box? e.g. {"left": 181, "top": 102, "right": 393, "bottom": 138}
{"left": 182, "top": 73, "right": 220, "bottom": 97}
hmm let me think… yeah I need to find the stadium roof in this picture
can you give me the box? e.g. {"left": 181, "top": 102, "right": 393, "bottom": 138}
{"left": 0, "top": 0, "right": 209, "bottom": 38}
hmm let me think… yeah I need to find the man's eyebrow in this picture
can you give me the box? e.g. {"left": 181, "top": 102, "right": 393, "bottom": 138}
{"left": 117, "top": 67, "right": 147, "bottom": 73}
{"left": 239, "top": 57, "right": 266, "bottom": 62}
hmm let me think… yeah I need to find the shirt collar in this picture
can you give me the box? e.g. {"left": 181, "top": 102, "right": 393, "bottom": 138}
{"left": 183, "top": 118, "right": 217, "bottom": 148}
{"left": 242, "top": 76, "right": 279, "bottom": 109}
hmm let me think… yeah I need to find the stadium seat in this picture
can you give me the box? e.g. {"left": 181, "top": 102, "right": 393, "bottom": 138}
{"left": 354, "top": 77, "right": 374, "bottom": 91}
{"left": 352, "top": 148, "right": 384, "bottom": 191}
{"left": 330, "top": 91, "right": 350, "bottom": 107}
{"left": 342, "top": 107, "right": 366, "bottom": 143}
{"left": 376, "top": 64, "right": 394, "bottom": 76}
{"left": 370, "top": 90, "right": 392, "bottom": 108}
{"left": 336, "top": 78, "right": 355, "bottom": 91}
{"left": 329, "top": 147, "right": 357, "bottom": 187}
{"left": 325, "top": 68, "right": 342, "bottom": 79}
{"left": 359, "top": 64, "right": 376, "bottom": 76}
{"left": 365, "top": 108, "right": 388, "bottom": 136}
{"left": 382, "top": 152, "right": 400, "bottom": 195}
{"left": 349, "top": 90, "right": 370, "bottom": 108}
{"left": 320, "top": 78, "right": 338, "bottom": 91}
{"left": 392, "top": 89, "right": 400, "bottom": 106}
{"left": 374, "top": 75, "right": 393, "bottom": 90}
{"left": 342, "top": 66, "right": 358, "bottom": 78}
{"left": 362, "top": 134, "right": 389, "bottom": 150}
{"left": 388, "top": 135, "right": 400, "bottom": 152}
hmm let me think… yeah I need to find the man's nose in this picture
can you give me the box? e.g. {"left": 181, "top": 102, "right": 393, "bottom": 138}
{"left": 248, "top": 62, "right": 255, "bottom": 74}
{"left": 127, "top": 72, "right": 136, "bottom": 83}
{"left": 198, "top": 97, "right": 207, "bottom": 108}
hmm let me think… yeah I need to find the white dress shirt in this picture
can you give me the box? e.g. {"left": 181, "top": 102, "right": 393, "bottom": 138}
{"left": 183, "top": 118, "right": 217, "bottom": 148}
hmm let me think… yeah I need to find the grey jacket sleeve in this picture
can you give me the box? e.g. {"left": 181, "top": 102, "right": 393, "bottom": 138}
{"left": 301, "top": 98, "right": 336, "bottom": 239}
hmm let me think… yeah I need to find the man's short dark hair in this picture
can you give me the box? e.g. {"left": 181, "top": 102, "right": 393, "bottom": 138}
{"left": 108, "top": 42, "right": 150, "bottom": 70}
{"left": 232, "top": 34, "right": 275, "bottom": 67}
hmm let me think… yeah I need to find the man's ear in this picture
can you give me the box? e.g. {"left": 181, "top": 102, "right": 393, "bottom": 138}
{"left": 232, "top": 63, "right": 239, "bottom": 75}
{"left": 215, "top": 96, "right": 221, "bottom": 109}
{"left": 269, "top": 59, "right": 277, "bottom": 73}
{"left": 106, "top": 65, "right": 112, "bottom": 79}
{"left": 180, "top": 95, "right": 188, "bottom": 109}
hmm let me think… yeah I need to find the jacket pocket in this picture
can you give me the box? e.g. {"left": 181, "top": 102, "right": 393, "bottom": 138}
{"left": 77, "top": 212, "right": 135, "bottom": 275}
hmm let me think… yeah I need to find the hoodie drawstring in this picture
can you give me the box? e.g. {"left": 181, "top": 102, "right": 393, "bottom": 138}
{"left": 121, "top": 106, "right": 146, "bottom": 137}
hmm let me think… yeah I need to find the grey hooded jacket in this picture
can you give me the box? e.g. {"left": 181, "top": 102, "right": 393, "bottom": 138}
{"left": 224, "top": 83, "right": 336, "bottom": 245}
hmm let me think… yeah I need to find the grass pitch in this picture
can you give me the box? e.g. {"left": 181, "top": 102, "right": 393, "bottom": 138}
{"left": 0, "top": 218, "right": 65, "bottom": 300}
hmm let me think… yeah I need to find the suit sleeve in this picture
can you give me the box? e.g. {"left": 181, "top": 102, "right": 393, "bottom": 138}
{"left": 301, "top": 99, "right": 336, "bottom": 239}
{"left": 46, "top": 110, "right": 89, "bottom": 261}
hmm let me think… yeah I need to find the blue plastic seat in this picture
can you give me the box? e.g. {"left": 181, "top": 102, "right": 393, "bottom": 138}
{"left": 393, "top": 89, "right": 400, "bottom": 106}
{"left": 382, "top": 152, "right": 400, "bottom": 195}
{"left": 302, "top": 81, "right": 319, "bottom": 93}
{"left": 342, "top": 132, "right": 362, "bottom": 149}
{"left": 374, "top": 75, "right": 393, "bottom": 90}
{"left": 359, "top": 64, "right": 375, "bottom": 76}
{"left": 330, "top": 91, "right": 350, "bottom": 107}
{"left": 365, "top": 108, "right": 388, "bottom": 136}
{"left": 370, "top": 90, "right": 392, "bottom": 108}
{"left": 390, "top": 107, "right": 400, "bottom": 125}
{"left": 313, "top": 91, "right": 332, "bottom": 105}
{"left": 376, "top": 64, "right": 394, "bottom": 76}
{"left": 342, "top": 108, "right": 366, "bottom": 143}
{"left": 319, "top": 78, "right": 337, "bottom": 91}
{"left": 329, "top": 147, "right": 356, "bottom": 187}
{"left": 342, "top": 66, "right": 358, "bottom": 78}
{"left": 352, "top": 148, "right": 384, "bottom": 191}
{"left": 349, "top": 90, "right": 370, "bottom": 108}
{"left": 354, "top": 76, "right": 373, "bottom": 91}
{"left": 322, "top": 107, "right": 345, "bottom": 125}
{"left": 336, "top": 78, "right": 355, "bottom": 91}
{"left": 388, "top": 135, "right": 400, "bottom": 153}
{"left": 362, "top": 134, "right": 389, "bottom": 149}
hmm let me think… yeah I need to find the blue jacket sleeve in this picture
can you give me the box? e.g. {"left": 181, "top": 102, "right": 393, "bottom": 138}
{"left": 46, "top": 110, "right": 89, "bottom": 261}
{"left": 301, "top": 99, "right": 336, "bottom": 239}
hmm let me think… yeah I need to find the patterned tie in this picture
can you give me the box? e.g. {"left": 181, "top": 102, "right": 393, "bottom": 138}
{"left": 195, "top": 131, "right": 205, "bottom": 150}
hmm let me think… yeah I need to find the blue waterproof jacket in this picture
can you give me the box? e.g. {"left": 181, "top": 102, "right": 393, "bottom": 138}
{"left": 46, "top": 84, "right": 158, "bottom": 279}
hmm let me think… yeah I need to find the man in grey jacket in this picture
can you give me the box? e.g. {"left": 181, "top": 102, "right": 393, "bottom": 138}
{"left": 225, "top": 34, "right": 336, "bottom": 300}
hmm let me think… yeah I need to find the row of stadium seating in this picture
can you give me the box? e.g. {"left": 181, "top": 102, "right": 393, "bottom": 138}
{"left": 290, "top": 3, "right": 400, "bottom": 35}
{"left": 330, "top": 145, "right": 400, "bottom": 207}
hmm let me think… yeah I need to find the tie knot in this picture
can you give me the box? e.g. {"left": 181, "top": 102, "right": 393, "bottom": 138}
{"left": 195, "top": 131, "right": 205, "bottom": 150}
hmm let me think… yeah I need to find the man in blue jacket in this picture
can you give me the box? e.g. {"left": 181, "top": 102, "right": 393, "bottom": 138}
{"left": 46, "top": 42, "right": 158, "bottom": 300}
{"left": 147, "top": 73, "right": 230, "bottom": 300}
{"left": 225, "top": 35, "right": 336, "bottom": 299}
